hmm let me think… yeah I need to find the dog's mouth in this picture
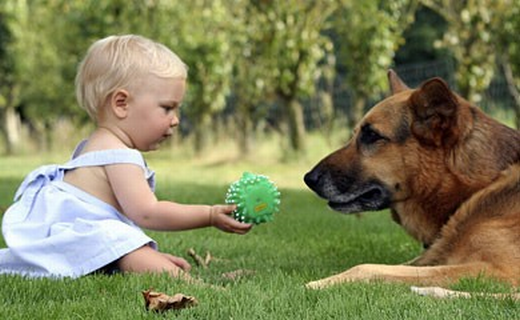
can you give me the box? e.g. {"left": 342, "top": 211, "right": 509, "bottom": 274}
{"left": 326, "top": 183, "right": 391, "bottom": 214}
{"left": 304, "top": 168, "right": 392, "bottom": 214}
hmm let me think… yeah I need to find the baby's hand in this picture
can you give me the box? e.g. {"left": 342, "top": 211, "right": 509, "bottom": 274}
{"left": 210, "top": 205, "right": 252, "bottom": 234}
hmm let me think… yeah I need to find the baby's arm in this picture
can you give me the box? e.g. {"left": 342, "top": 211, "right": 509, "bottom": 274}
{"left": 105, "top": 163, "right": 251, "bottom": 233}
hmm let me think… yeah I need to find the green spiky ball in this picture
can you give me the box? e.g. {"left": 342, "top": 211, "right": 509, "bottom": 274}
{"left": 225, "top": 172, "right": 281, "bottom": 224}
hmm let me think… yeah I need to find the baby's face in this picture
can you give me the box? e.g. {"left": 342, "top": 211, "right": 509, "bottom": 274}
{"left": 124, "top": 75, "right": 186, "bottom": 151}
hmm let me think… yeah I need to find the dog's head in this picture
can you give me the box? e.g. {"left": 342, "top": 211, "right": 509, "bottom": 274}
{"left": 305, "top": 70, "right": 520, "bottom": 243}
{"left": 304, "top": 70, "right": 479, "bottom": 215}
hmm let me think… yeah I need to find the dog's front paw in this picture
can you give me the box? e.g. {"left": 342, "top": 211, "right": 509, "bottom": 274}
{"left": 305, "top": 280, "right": 325, "bottom": 290}
{"left": 410, "top": 286, "right": 468, "bottom": 299}
{"left": 305, "top": 278, "right": 338, "bottom": 290}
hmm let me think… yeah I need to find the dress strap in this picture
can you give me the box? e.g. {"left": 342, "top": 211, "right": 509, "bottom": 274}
{"left": 66, "top": 140, "right": 146, "bottom": 169}
{"left": 64, "top": 146, "right": 156, "bottom": 191}
{"left": 13, "top": 142, "right": 156, "bottom": 203}
{"left": 64, "top": 148, "right": 146, "bottom": 169}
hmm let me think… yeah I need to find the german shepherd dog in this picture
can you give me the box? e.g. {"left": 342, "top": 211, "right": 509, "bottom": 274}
{"left": 304, "top": 70, "right": 520, "bottom": 297}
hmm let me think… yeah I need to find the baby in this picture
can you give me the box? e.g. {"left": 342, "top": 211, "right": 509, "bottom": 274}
{"left": 0, "top": 34, "right": 252, "bottom": 280}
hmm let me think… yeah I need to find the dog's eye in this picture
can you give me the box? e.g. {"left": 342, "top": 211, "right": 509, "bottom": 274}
{"left": 359, "top": 125, "right": 384, "bottom": 145}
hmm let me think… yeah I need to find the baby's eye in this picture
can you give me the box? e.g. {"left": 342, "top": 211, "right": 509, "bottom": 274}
{"left": 161, "top": 105, "right": 175, "bottom": 113}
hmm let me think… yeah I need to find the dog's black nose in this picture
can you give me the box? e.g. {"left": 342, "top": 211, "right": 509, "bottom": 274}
{"left": 304, "top": 170, "right": 319, "bottom": 189}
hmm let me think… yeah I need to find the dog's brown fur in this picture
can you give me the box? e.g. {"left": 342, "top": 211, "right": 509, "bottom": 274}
{"left": 304, "top": 70, "right": 520, "bottom": 290}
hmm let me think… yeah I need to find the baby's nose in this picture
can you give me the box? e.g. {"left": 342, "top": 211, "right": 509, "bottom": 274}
{"left": 171, "top": 116, "right": 179, "bottom": 127}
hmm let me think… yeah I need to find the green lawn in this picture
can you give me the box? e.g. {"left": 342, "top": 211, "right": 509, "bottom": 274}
{"left": 1, "top": 149, "right": 519, "bottom": 319}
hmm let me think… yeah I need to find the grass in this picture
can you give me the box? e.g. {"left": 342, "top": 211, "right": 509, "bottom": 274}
{"left": 1, "top": 137, "right": 520, "bottom": 319}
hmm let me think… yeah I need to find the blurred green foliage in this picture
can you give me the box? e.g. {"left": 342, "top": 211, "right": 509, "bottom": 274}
{"left": 0, "top": 0, "right": 519, "bottom": 155}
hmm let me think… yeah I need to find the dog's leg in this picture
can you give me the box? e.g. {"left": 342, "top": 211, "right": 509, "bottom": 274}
{"left": 305, "top": 263, "right": 490, "bottom": 289}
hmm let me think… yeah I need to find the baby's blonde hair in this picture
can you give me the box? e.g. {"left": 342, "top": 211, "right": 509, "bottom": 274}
{"left": 75, "top": 34, "right": 187, "bottom": 120}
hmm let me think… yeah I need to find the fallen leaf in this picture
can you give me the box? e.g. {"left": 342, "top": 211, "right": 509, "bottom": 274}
{"left": 142, "top": 289, "right": 198, "bottom": 312}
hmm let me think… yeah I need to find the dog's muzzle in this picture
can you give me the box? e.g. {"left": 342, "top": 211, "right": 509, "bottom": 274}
{"left": 304, "top": 168, "right": 391, "bottom": 214}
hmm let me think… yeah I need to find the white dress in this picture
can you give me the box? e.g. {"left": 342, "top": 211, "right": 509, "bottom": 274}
{"left": 0, "top": 141, "right": 157, "bottom": 278}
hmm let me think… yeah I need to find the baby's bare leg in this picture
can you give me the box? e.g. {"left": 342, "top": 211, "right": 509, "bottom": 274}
{"left": 117, "top": 245, "right": 193, "bottom": 281}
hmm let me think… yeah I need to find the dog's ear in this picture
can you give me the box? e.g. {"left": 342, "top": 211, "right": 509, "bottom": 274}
{"left": 388, "top": 69, "right": 409, "bottom": 94}
{"left": 410, "top": 78, "right": 460, "bottom": 147}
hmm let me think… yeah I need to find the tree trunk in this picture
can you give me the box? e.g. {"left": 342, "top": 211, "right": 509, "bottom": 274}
{"left": 193, "top": 114, "right": 211, "bottom": 155}
{"left": 285, "top": 97, "right": 306, "bottom": 152}
{"left": 501, "top": 55, "right": 520, "bottom": 129}
{"left": 0, "top": 107, "right": 22, "bottom": 155}
{"left": 347, "top": 94, "right": 366, "bottom": 136}
{"left": 236, "top": 104, "right": 253, "bottom": 156}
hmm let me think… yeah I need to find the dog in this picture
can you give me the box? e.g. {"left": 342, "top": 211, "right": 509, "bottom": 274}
{"left": 304, "top": 70, "right": 520, "bottom": 297}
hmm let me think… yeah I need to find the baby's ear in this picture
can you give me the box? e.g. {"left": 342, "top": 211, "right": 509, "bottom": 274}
{"left": 111, "top": 89, "right": 130, "bottom": 118}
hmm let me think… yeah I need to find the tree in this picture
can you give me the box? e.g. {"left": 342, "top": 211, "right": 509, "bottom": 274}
{"left": 394, "top": 5, "right": 450, "bottom": 64}
{"left": 333, "top": 0, "right": 419, "bottom": 131}
{"left": 421, "top": 0, "right": 505, "bottom": 104}
{"left": 495, "top": 0, "right": 520, "bottom": 128}
{"left": 226, "top": 2, "right": 272, "bottom": 155}
{"left": 145, "top": 1, "right": 235, "bottom": 154}
{"left": 0, "top": 0, "right": 95, "bottom": 152}
{"left": 0, "top": 2, "right": 21, "bottom": 154}
{"left": 0, "top": 0, "right": 70, "bottom": 153}
{"left": 254, "top": 0, "right": 337, "bottom": 154}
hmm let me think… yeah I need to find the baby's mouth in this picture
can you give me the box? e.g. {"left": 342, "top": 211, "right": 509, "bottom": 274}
{"left": 160, "top": 134, "right": 171, "bottom": 143}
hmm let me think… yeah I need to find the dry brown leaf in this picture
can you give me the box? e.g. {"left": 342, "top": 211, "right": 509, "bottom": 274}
{"left": 142, "top": 289, "right": 198, "bottom": 312}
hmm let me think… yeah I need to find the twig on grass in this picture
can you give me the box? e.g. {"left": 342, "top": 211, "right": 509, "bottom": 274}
{"left": 187, "top": 248, "right": 231, "bottom": 268}
{"left": 187, "top": 248, "right": 211, "bottom": 268}
{"left": 186, "top": 248, "right": 255, "bottom": 282}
